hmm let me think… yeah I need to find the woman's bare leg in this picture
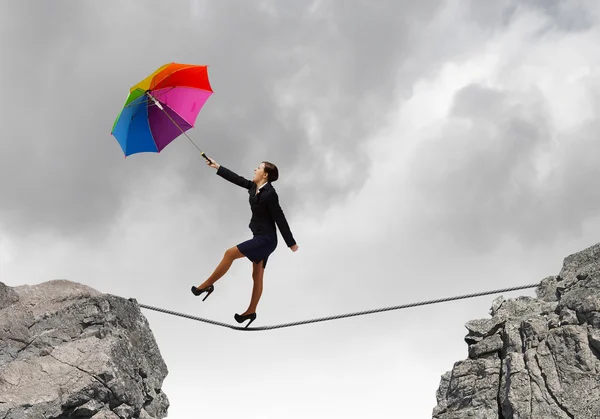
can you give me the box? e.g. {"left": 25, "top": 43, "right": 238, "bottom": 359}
{"left": 242, "top": 260, "right": 265, "bottom": 315}
{"left": 197, "top": 246, "right": 245, "bottom": 288}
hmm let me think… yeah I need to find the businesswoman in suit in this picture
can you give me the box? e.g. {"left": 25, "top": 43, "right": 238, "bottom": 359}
{"left": 191, "top": 157, "right": 298, "bottom": 327}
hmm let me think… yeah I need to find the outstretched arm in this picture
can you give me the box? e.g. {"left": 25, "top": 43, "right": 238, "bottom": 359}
{"left": 216, "top": 166, "right": 254, "bottom": 190}
{"left": 206, "top": 157, "right": 254, "bottom": 190}
{"left": 267, "top": 192, "right": 297, "bottom": 248}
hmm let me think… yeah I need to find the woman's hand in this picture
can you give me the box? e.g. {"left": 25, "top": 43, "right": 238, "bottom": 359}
{"left": 205, "top": 157, "right": 220, "bottom": 170}
{"left": 290, "top": 244, "right": 298, "bottom": 252}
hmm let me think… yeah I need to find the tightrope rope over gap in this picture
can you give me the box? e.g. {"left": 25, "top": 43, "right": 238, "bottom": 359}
{"left": 132, "top": 283, "right": 539, "bottom": 331}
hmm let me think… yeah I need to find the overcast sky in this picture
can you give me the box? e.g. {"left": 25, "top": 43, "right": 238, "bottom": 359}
{"left": 2, "top": 1, "right": 600, "bottom": 417}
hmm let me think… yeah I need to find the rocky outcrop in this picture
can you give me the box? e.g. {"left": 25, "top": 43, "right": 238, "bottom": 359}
{"left": 0, "top": 280, "right": 169, "bottom": 419}
{"left": 433, "top": 242, "right": 600, "bottom": 419}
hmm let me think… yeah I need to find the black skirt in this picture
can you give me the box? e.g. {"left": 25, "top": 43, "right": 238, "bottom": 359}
{"left": 236, "top": 233, "right": 278, "bottom": 268}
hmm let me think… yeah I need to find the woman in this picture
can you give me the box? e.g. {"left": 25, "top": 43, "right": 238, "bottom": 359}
{"left": 191, "top": 157, "right": 299, "bottom": 328}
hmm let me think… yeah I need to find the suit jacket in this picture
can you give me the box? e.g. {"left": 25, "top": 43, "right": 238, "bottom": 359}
{"left": 216, "top": 165, "right": 297, "bottom": 247}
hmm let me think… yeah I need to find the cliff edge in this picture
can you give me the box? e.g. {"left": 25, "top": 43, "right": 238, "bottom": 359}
{"left": 0, "top": 280, "right": 169, "bottom": 419}
{"left": 433, "top": 242, "right": 600, "bottom": 418}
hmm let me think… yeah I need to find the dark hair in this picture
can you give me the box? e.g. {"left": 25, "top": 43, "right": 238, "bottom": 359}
{"left": 262, "top": 161, "right": 279, "bottom": 182}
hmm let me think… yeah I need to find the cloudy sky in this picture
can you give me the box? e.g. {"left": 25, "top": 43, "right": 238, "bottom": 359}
{"left": 2, "top": 0, "right": 600, "bottom": 417}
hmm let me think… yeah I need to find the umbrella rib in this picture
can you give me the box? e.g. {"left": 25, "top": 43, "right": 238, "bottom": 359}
{"left": 146, "top": 108, "right": 159, "bottom": 153}
{"left": 122, "top": 87, "right": 181, "bottom": 109}
{"left": 150, "top": 88, "right": 212, "bottom": 130}
{"left": 146, "top": 92, "right": 204, "bottom": 154}
{"left": 128, "top": 97, "right": 152, "bottom": 120}
{"left": 124, "top": 98, "right": 152, "bottom": 109}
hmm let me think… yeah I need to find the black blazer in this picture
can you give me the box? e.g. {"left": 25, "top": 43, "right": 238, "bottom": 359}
{"left": 216, "top": 165, "right": 297, "bottom": 247}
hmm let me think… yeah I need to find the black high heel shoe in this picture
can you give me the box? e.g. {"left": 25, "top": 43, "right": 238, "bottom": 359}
{"left": 191, "top": 284, "right": 214, "bottom": 301}
{"left": 234, "top": 312, "right": 257, "bottom": 328}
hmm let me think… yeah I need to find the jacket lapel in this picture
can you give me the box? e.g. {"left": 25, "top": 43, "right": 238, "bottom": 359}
{"left": 252, "top": 182, "right": 271, "bottom": 203}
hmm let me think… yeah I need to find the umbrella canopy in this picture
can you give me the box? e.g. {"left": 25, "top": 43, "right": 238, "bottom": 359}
{"left": 111, "top": 63, "right": 213, "bottom": 157}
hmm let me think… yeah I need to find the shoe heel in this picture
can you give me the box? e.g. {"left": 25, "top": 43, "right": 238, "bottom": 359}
{"left": 202, "top": 288, "right": 213, "bottom": 301}
{"left": 192, "top": 284, "right": 214, "bottom": 300}
{"left": 234, "top": 312, "right": 257, "bottom": 328}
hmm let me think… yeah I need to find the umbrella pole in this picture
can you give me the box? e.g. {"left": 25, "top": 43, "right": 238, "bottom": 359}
{"left": 146, "top": 92, "right": 212, "bottom": 164}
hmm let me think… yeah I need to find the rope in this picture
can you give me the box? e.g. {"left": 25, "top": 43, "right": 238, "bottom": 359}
{"left": 133, "top": 283, "right": 539, "bottom": 332}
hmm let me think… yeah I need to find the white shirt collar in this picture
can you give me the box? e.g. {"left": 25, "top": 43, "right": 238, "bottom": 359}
{"left": 258, "top": 182, "right": 269, "bottom": 190}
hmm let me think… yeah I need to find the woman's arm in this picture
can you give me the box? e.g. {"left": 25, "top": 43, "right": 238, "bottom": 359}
{"left": 216, "top": 166, "right": 254, "bottom": 190}
{"left": 267, "top": 192, "right": 296, "bottom": 247}
{"left": 206, "top": 158, "right": 254, "bottom": 190}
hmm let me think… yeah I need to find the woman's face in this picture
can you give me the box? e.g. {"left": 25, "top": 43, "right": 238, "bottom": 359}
{"left": 253, "top": 163, "right": 267, "bottom": 183}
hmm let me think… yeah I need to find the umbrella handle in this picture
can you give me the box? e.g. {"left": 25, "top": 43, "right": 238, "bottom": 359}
{"left": 200, "top": 152, "right": 213, "bottom": 163}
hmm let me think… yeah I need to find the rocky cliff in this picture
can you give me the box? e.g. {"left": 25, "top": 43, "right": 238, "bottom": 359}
{"left": 0, "top": 280, "right": 169, "bottom": 419}
{"left": 433, "top": 242, "right": 600, "bottom": 419}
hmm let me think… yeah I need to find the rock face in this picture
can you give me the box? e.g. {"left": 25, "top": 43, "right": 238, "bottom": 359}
{"left": 433, "top": 242, "right": 600, "bottom": 419}
{"left": 0, "top": 280, "right": 169, "bottom": 419}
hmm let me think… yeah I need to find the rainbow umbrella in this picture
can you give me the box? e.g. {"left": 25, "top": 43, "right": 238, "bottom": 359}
{"left": 111, "top": 62, "right": 214, "bottom": 160}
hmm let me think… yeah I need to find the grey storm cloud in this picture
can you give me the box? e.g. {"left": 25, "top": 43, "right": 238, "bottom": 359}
{"left": 466, "top": 0, "right": 597, "bottom": 33}
{"left": 0, "top": 0, "right": 446, "bottom": 242}
{"left": 3, "top": 0, "right": 595, "bottom": 245}
{"left": 407, "top": 82, "right": 600, "bottom": 252}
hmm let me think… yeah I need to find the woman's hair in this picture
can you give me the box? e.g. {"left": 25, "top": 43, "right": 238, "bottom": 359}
{"left": 262, "top": 161, "right": 279, "bottom": 182}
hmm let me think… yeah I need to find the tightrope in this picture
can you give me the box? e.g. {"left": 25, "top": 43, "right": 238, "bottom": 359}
{"left": 131, "top": 283, "right": 539, "bottom": 331}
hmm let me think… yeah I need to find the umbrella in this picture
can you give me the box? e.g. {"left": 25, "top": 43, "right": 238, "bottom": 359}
{"left": 111, "top": 62, "right": 214, "bottom": 161}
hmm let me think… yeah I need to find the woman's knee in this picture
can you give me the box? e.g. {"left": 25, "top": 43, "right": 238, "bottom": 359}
{"left": 225, "top": 246, "right": 243, "bottom": 259}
